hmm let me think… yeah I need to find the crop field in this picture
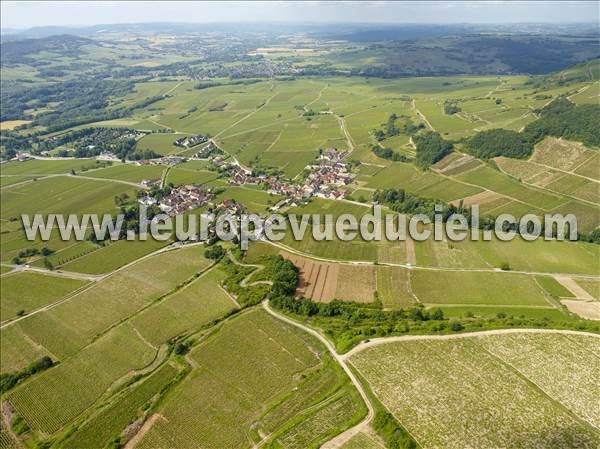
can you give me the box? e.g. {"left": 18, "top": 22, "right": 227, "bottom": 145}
{"left": 575, "top": 152, "right": 600, "bottom": 181}
{"left": 0, "top": 176, "right": 134, "bottom": 220}
{"left": 0, "top": 325, "right": 51, "bottom": 374}
{"left": 0, "top": 175, "right": 37, "bottom": 187}
{"left": 1, "top": 159, "right": 110, "bottom": 176}
{"left": 531, "top": 138, "right": 598, "bottom": 173}
{"left": 495, "top": 156, "right": 600, "bottom": 206}
{"left": 364, "top": 162, "right": 483, "bottom": 202}
{"left": 413, "top": 234, "right": 492, "bottom": 269}
{"left": 350, "top": 332, "right": 600, "bottom": 449}
{"left": 412, "top": 270, "right": 558, "bottom": 307}
{"left": 414, "top": 232, "right": 600, "bottom": 274}
{"left": 59, "top": 238, "right": 169, "bottom": 274}
{"left": 84, "top": 163, "right": 166, "bottom": 184}
{"left": 0, "top": 271, "right": 88, "bottom": 322}
{"left": 415, "top": 98, "right": 482, "bottom": 138}
{"left": 470, "top": 236, "right": 600, "bottom": 275}
{"left": 283, "top": 253, "right": 376, "bottom": 303}
{"left": 0, "top": 176, "right": 136, "bottom": 262}
{"left": 281, "top": 228, "right": 378, "bottom": 262}
{"left": 340, "top": 432, "right": 385, "bottom": 449}
{"left": 284, "top": 254, "right": 339, "bottom": 302}
{"left": 131, "top": 265, "right": 237, "bottom": 346}
{"left": 135, "top": 309, "right": 365, "bottom": 448}
{"left": 376, "top": 266, "right": 415, "bottom": 309}
{"left": 2, "top": 27, "right": 600, "bottom": 449}
{"left": 135, "top": 133, "right": 194, "bottom": 155}
{"left": 335, "top": 265, "right": 376, "bottom": 303}
{"left": 61, "top": 362, "right": 180, "bottom": 449}
{"left": 165, "top": 166, "right": 220, "bottom": 186}
{"left": 456, "top": 165, "right": 567, "bottom": 211}
{"left": 1, "top": 246, "right": 210, "bottom": 365}
{"left": 575, "top": 280, "right": 600, "bottom": 300}
{"left": 30, "top": 240, "right": 98, "bottom": 269}
{"left": 375, "top": 240, "right": 407, "bottom": 264}
{"left": 7, "top": 323, "right": 156, "bottom": 434}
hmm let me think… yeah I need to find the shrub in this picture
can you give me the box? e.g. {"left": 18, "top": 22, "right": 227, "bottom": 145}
{"left": 204, "top": 245, "right": 225, "bottom": 260}
{"left": 451, "top": 321, "right": 464, "bottom": 332}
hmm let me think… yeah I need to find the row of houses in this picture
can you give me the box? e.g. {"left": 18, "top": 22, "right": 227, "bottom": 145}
{"left": 139, "top": 185, "right": 214, "bottom": 216}
{"left": 174, "top": 135, "right": 208, "bottom": 148}
{"left": 194, "top": 141, "right": 224, "bottom": 159}
{"left": 224, "top": 148, "right": 354, "bottom": 205}
{"left": 138, "top": 156, "right": 186, "bottom": 166}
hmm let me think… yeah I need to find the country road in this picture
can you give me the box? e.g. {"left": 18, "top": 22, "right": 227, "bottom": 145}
{"left": 263, "top": 303, "right": 600, "bottom": 448}
{"left": 227, "top": 253, "right": 273, "bottom": 287}
{"left": 214, "top": 85, "right": 278, "bottom": 138}
{"left": 0, "top": 263, "right": 104, "bottom": 281}
{"left": 341, "top": 327, "right": 600, "bottom": 360}
{"left": 262, "top": 238, "right": 600, "bottom": 281}
{"left": 0, "top": 241, "right": 206, "bottom": 330}
{"left": 262, "top": 301, "right": 375, "bottom": 449}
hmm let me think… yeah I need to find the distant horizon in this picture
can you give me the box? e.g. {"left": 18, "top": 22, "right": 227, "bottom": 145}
{"left": 3, "top": 20, "right": 600, "bottom": 32}
{"left": 1, "top": 1, "right": 598, "bottom": 29}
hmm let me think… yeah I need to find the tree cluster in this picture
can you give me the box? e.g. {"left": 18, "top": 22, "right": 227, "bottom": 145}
{"left": 371, "top": 145, "right": 410, "bottom": 162}
{"left": 0, "top": 356, "right": 54, "bottom": 394}
{"left": 444, "top": 100, "right": 461, "bottom": 115}
{"left": 466, "top": 97, "right": 600, "bottom": 159}
{"left": 465, "top": 128, "right": 532, "bottom": 159}
{"left": 413, "top": 131, "right": 453, "bottom": 169}
{"left": 204, "top": 245, "right": 226, "bottom": 260}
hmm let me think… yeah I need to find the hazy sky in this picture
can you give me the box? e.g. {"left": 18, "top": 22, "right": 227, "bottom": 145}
{"left": 1, "top": 1, "right": 598, "bottom": 29}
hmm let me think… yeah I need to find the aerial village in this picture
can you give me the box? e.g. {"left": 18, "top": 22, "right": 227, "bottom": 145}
{"left": 13, "top": 131, "right": 355, "bottom": 223}
{"left": 135, "top": 141, "right": 354, "bottom": 221}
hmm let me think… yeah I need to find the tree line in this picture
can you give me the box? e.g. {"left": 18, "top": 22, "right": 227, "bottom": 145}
{"left": 465, "top": 97, "right": 600, "bottom": 159}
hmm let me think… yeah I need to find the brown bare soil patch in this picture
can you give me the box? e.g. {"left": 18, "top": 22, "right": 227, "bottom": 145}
{"left": 452, "top": 190, "right": 502, "bottom": 208}
{"left": 281, "top": 252, "right": 339, "bottom": 303}
{"left": 561, "top": 300, "right": 600, "bottom": 320}
{"left": 405, "top": 237, "right": 416, "bottom": 266}
{"left": 124, "top": 413, "right": 167, "bottom": 449}
{"left": 436, "top": 155, "right": 481, "bottom": 175}
{"left": 335, "top": 265, "right": 376, "bottom": 303}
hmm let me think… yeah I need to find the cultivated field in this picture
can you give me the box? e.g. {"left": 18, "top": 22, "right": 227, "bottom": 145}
{"left": 1, "top": 33, "right": 599, "bottom": 449}
{"left": 283, "top": 253, "right": 375, "bottom": 303}
{"left": 411, "top": 270, "right": 557, "bottom": 307}
{"left": 135, "top": 309, "right": 365, "bottom": 448}
{"left": 1, "top": 176, "right": 136, "bottom": 262}
{"left": 58, "top": 238, "right": 169, "bottom": 274}
{"left": 60, "top": 362, "right": 180, "bottom": 449}
{"left": 350, "top": 332, "right": 600, "bottom": 449}
{"left": 0, "top": 271, "right": 88, "bottom": 322}
{"left": 85, "top": 163, "right": 166, "bottom": 184}
{"left": 0, "top": 246, "right": 210, "bottom": 370}
{"left": 130, "top": 265, "right": 238, "bottom": 346}
{"left": 7, "top": 323, "right": 156, "bottom": 434}
{"left": 376, "top": 266, "right": 415, "bottom": 309}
